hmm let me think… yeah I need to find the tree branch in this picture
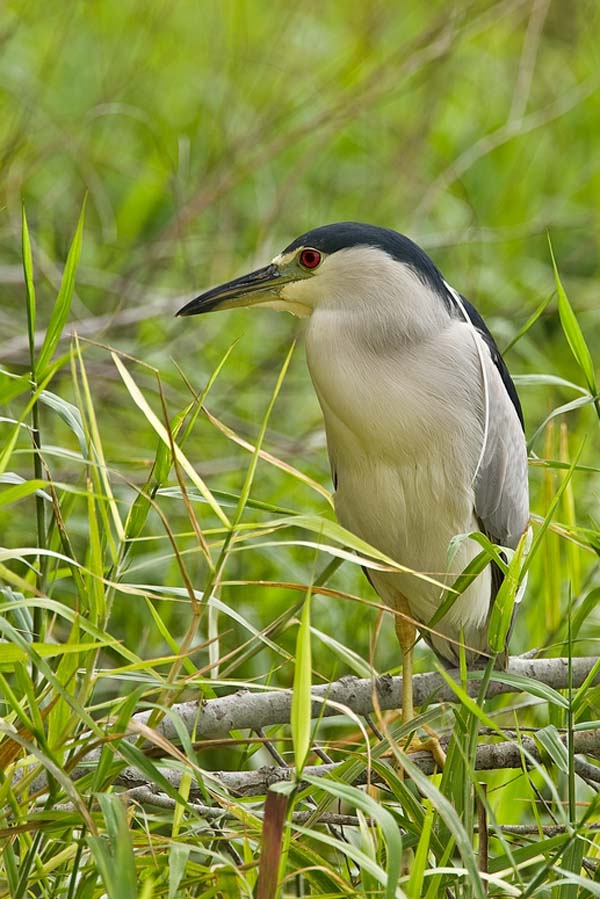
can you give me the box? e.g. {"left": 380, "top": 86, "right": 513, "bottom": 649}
{"left": 114, "top": 728, "right": 600, "bottom": 798}
{"left": 14, "top": 657, "right": 600, "bottom": 798}
{"left": 133, "top": 656, "right": 599, "bottom": 744}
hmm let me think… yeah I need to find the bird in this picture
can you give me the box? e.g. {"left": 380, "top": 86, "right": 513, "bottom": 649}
{"left": 177, "top": 222, "right": 529, "bottom": 726}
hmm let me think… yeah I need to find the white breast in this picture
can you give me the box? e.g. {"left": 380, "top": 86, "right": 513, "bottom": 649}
{"left": 305, "top": 308, "right": 494, "bottom": 664}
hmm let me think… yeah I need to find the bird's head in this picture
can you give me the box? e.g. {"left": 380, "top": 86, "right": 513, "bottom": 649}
{"left": 177, "top": 222, "right": 453, "bottom": 329}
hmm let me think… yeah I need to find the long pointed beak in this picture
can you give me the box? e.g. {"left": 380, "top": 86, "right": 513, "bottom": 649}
{"left": 176, "top": 263, "right": 289, "bottom": 317}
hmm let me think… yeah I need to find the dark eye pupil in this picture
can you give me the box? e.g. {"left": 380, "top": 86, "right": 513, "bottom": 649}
{"left": 300, "top": 249, "right": 321, "bottom": 269}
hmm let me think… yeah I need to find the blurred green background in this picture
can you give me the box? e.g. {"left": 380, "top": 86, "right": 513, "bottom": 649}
{"left": 1, "top": 0, "right": 599, "bottom": 688}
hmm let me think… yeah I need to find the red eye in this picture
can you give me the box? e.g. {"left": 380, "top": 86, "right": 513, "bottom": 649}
{"left": 299, "top": 248, "right": 321, "bottom": 269}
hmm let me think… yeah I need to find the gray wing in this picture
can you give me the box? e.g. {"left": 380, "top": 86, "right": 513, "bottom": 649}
{"left": 444, "top": 287, "right": 529, "bottom": 549}
{"left": 473, "top": 337, "right": 529, "bottom": 550}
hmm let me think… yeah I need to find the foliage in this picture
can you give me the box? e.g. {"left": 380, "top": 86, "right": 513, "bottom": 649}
{"left": 1, "top": 1, "right": 599, "bottom": 896}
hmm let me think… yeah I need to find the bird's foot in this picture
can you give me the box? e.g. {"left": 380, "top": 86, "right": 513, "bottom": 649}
{"left": 400, "top": 725, "right": 446, "bottom": 769}
{"left": 383, "top": 724, "right": 446, "bottom": 771}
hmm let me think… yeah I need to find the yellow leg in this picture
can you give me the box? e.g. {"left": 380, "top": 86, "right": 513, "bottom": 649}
{"left": 394, "top": 597, "right": 416, "bottom": 725}
{"left": 394, "top": 598, "right": 446, "bottom": 769}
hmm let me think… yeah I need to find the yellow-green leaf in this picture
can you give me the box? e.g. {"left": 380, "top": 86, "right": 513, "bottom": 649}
{"left": 291, "top": 594, "right": 312, "bottom": 773}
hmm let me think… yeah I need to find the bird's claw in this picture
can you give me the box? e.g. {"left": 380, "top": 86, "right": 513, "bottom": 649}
{"left": 401, "top": 726, "right": 447, "bottom": 769}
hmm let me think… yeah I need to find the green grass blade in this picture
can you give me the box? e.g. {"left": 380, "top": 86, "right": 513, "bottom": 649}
{"left": 262, "top": 514, "right": 453, "bottom": 591}
{"left": 0, "top": 478, "right": 49, "bottom": 508}
{"left": 548, "top": 235, "right": 597, "bottom": 397}
{"left": 88, "top": 793, "right": 139, "bottom": 899}
{"left": 528, "top": 394, "right": 595, "bottom": 450}
{"left": 390, "top": 751, "right": 487, "bottom": 899}
{"left": 485, "top": 670, "right": 569, "bottom": 708}
{"left": 487, "top": 529, "right": 529, "bottom": 653}
{"left": 231, "top": 340, "right": 297, "bottom": 529}
{"left": 406, "top": 800, "right": 435, "bottom": 897}
{"left": 557, "top": 838, "right": 585, "bottom": 899}
{"left": 36, "top": 197, "right": 87, "bottom": 376}
{"left": 301, "top": 775, "right": 404, "bottom": 899}
{"left": 39, "top": 390, "right": 87, "bottom": 456}
{"left": 73, "top": 340, "right": 123, "bottom": 553}
{"left": 436, "top": 665, "right": 502, "bottom": 734}
{"left": 429, "top": 542, "right": 500, "bottom": 631}
{"left": 524, "top": 440, "right": 584, "bottom": 574}
{"left": 21, "top": 204, "right": 36, "bottom": 371}
{"left": 534, "top": 724, "right": 569, "bottom": 773}
{"left": 502, "top": 290, "right": 554, "bottom": 354}
{"left": 112, "top": 351, "right": 230, "bottom": 529}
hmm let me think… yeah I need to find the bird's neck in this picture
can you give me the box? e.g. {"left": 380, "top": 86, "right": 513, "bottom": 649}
{"left": 306, "top": 301, "right": 449, "bottom": 355}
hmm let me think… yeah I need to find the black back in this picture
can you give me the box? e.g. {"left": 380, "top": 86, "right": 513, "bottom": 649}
{"left": 459, "top": 296, "right": 525, "bottom": 430}
{"left": 284, "top": 222, "right": 451, "bottom": 308}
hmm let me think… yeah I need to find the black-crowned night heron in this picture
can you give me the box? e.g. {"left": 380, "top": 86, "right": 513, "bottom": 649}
{"left": 177, "top": 222, "right": 529, "bottom": 726}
